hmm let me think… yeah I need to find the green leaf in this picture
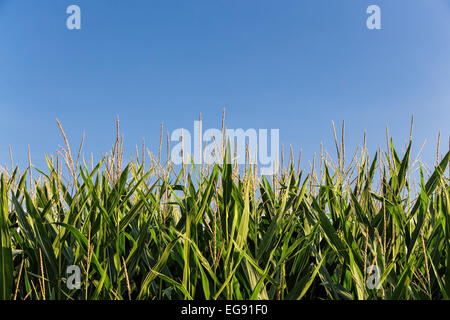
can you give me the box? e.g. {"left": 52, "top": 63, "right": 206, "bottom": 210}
{"left": 0, "top": 175, "right": 13, "bottom": 300}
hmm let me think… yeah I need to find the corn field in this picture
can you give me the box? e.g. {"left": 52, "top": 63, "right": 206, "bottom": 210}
{"left": 0, "top": 119, "right": 449, "bottom": 300}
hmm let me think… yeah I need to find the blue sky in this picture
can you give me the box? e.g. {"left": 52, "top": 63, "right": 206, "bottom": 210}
{"left": 0, "top": 0, "right": 449, "bottom": 174}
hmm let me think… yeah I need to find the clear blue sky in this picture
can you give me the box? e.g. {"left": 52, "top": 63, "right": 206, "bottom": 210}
{"left": 1, "top": 0, "right": 449, "bottom": 174}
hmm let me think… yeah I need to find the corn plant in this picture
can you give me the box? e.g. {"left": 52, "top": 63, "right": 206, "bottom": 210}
{"left": 0, "top": 119, "right": 449, "bottom": 300}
